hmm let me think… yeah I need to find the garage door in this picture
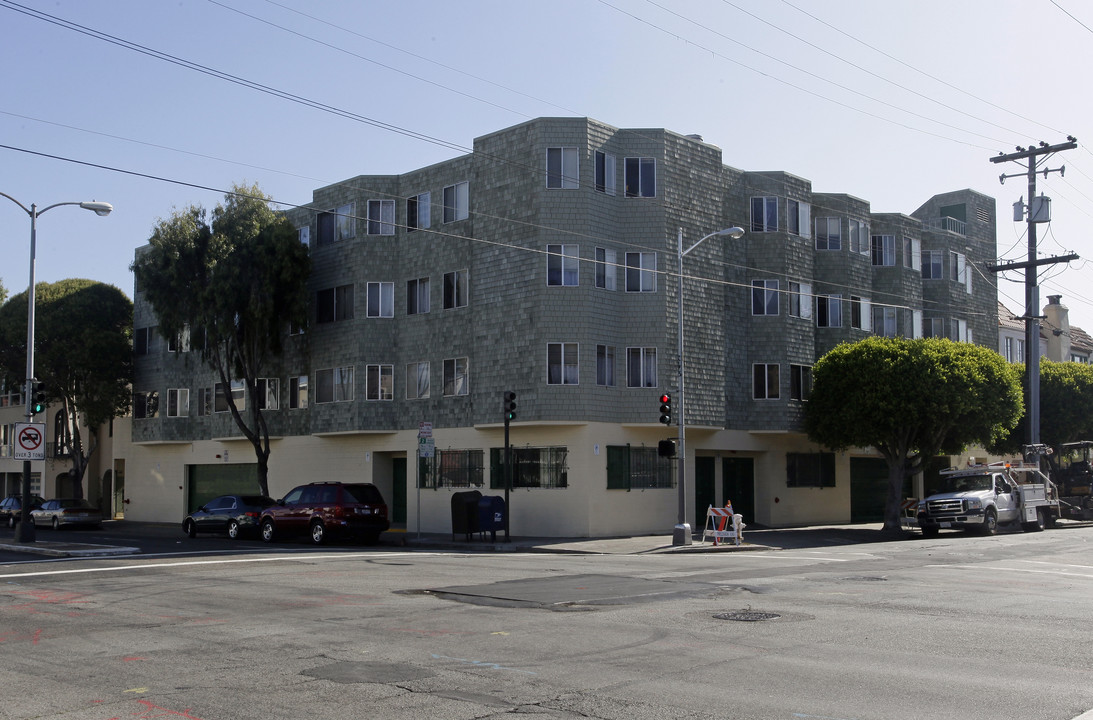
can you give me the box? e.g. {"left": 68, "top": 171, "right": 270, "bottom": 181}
{"left": 187, "top": 464, "right": 260, "bottom": 514}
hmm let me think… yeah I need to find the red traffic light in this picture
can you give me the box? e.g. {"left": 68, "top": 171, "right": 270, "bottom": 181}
{"left": 658, "top": 393, "right": 672, "bottom": 424}
{"left": 658, "top": 394, "right": 670, "bottom": 404}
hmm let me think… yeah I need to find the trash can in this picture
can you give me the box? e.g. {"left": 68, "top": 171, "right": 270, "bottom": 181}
{"left": 477, "top": 495, "right": 506, "bottom": 542}
{"left": 451, "top": 490, "right": 482, "bottom": 541}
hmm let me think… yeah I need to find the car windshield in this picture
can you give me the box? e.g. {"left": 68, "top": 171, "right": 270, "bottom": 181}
{"left": 934, "top": 473, "right": 993, "bottom": 494}
{"left": 343, "top": 485, "right": 382, "bottom": 504}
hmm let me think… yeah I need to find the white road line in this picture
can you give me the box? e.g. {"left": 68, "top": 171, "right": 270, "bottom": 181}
{"left": 928, "top": 564, "right": 1093, "bottom": 579}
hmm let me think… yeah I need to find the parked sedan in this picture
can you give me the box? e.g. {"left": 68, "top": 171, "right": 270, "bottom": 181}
{"left": 0, "top": 494, "right": 46, "bottom": 528}
{"left": 31, "top": 498, "right": 103, "bottom": 530}
{"left": 183, "top": 494, "right": 277, "bottom": 539}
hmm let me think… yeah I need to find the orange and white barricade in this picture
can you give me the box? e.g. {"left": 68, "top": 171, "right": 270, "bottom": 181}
{"left": 702, "top": 503, "right": 745, "bottom": 546}
{"left": 900, "top": 499, "right": 919, "bottom": 531}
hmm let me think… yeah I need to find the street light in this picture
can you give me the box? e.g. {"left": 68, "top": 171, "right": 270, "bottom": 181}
{"left": 673, "top": 225, "right": 745, "bottom": 546}
{"left": 0, "top": 192, "right": 112, "bottom": 543}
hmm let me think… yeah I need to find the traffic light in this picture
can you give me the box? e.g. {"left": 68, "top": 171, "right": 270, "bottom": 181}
{"left": 31, "top": 381, "right": 46, "bottom": 414}
{"left": 503, "top": 390, "right": 517, "bottom": 423}
{"left": 658, "top": 393, "right": 672, "bottom": 424}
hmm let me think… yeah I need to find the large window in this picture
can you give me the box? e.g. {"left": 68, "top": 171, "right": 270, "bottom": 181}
{"left": 366, "top": 282, "right": 394, "bottom": 318}
{"left": 420, "top": 449, "right": 484, "bottom": 489}
{"left": 786, "top": 452, "right": 836, "bottom": 487}
{"left": 196, "top": 387, "right": 212, "bottom": 416}
{"left": 596, "top": 345, "right": 615, "bottom": 387}
{"left": 317, "top": 203, "right": 354, "bottom": 245}
{"left": 317, "top": 284, "right": 353, "bottom": 323}
{"left": 491, "top": 447, "right": 569, "bottom": 489}
{"left": 407, "top": 277, "right": 430, "bottom": 315}
{"left": 315, "top": 366, "right": 354, "bottom": 404}
{"left": 903, "top": 237, "right": 920, "bottom": 270}
{"left": 547, "top": 343, "right": 579, "bottom": 385}
{"left": 546, "top": 147, "right": 579, "bottom": 189}
{"left": 443, "top": 357, "right": 469, "bottom": 396}
{"left": 788, "top": 281, "right": 812, "bottom": 319}
{"left": 595, "top": 248, "right": 617, "bottom": 290}
{"left": 365, "top": 364, "right": 394, "bottom": 401}
{"left": 606, "top": 445, "right": 673, "bottom": 490}
{"left": 443, "top": 270, "right": 468, "bottom": 309}
{"left": 367, "top": 199, "right": 395, "bottom": 235}
{"left": 547, "top": 244, "right": 579, "bottom": 286}
{"left": 406, "top": 361, "right": 430, "bottom": 399}
{"left": 289, "top": 375, "right": 308, "bottom": 409}
{"left": 407, "top": 192, "right": 430, "bottom": 232}
{"left": 815, "top": 217, "right": 841, "bottom": 250}
{"left": 625, "top": 252, "right": 656, "bottom": 292}
{"left": 595, "top": 151, "right": 616, "bottom": 195}
{"left": 922, "top": 250, "right": 943, "bottom": 279}
{"left": 752, "top": 279, "right": 779, "bottom": 315}
{"left": 626, "top": 347, "right": 657, "bottom": 388}
{"left": 850, "top": 296, "right": 869, "bottom": 330}
{"left": 167, "top": 388, "right": 189, "bottom": 417}
{"left": 214, "top": 381, "right": 244, "bottom": 412}
{"left": 923, "top": 317, "right": 945, "bottom": 339}
{"left": 951, "top": 251, "right": 972, "bottom": 293}
{"left": 789, "top": 365, "right": 811, "bottom": 401}
{"left": 787, "top": 199, "right": 811, "bottom": 238}
{"left": 753, "top": 363, "right": 779, "bottom": 400}
{"left": 849, "top": 219, "right": 868, "bottom": 255}
{"left": 871, "top": 234, "right": 896, "bottom": 266}
{"left": 624, "top": 157, "right": 656, "bottom": 198}
{"left": 133, "top": 391, "right": 159, "bottom": 419}
{"left": 255, "top": 378, "right": 279, "bottom": 410}
{"left": 873, "top": 306, "right": 898, "bottom": 337}
{"left": 817, "top": 294, "right": 842, "bottom": 328}
{"left": 751, "top": 196, "right": 778, "bottom": 232}
{"left": 443, "top": 181, "right": 469, "bottom": 222}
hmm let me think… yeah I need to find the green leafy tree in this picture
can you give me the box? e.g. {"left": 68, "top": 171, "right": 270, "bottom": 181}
{"left": 0, "top": 279, "right": 133, "bottom": 498}
{"left": 989, "top": 359, "right": 1093, "bottom": 458}
{"left": 131, "top": 184, "right": 310, "bottom": 497}
{"left": 804, "top": 337, "right": 1023, "bottom": 534}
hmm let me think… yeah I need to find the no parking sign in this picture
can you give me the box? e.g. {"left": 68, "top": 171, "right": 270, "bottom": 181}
{"left": 14, "top": 423, "right": 45, "bottom": 461}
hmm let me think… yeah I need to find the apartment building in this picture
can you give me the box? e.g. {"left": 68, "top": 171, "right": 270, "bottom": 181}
{"left": 125, "top": 117, "right": 999, "bottom": 535}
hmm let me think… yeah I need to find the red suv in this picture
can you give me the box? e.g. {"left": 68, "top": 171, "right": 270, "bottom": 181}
{"left": 259, "top": 482, "right": 388, "bottom": 545}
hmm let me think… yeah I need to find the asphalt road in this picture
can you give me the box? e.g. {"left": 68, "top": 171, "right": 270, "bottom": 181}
{"left": 2, "top": 523, "right": 1093, "bottom": 719}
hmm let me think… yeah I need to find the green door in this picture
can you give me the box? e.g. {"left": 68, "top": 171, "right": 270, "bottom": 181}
{"left": 850, "top": 457, "right": 895, "bottom": 523}
{"left": 392, "top": 458, "right": 407, "bottom": 525}
{"left": 694, "top": 456, "right": 716, "bottom": 530}
{"left": 722, "top": 457, "right": 755, "bottom": 525}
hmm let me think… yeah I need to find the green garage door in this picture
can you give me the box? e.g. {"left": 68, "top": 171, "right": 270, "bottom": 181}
{"left": 187, "top": 464, "right": 260, "bottom": 514}
{"left": 850, "top": 457, "right": 894, "bottom": 523}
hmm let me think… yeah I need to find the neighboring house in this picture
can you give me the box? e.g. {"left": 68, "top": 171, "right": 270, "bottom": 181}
{"left": 998, "top": 296, "right": 1090, "bottom": 364}
{"left": 124, "top": 117, "right": 1000, "bottom": 535}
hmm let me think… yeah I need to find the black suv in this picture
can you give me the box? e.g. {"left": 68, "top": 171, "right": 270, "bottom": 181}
{"left": 1, "top": 494, "right": 46, "bottom": 528}
{"left": 259, "top": 482, "right": 389, "bottom": 545}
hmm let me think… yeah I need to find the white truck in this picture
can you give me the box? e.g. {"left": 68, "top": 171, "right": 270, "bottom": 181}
{"left": 916, "top": 463, "right": 1057, "bottom": 537}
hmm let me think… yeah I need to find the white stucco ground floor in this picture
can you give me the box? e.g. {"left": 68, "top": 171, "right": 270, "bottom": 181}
{"left": 106, "top": 420, "right": 986, "bottom": 537}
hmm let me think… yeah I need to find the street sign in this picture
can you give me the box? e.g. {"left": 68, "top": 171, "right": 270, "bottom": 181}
{"left": 419, "top": 437, "right": 435, "bottom": 458}
{"left": 418, "top": 421, "right": 433, "bottom": 439}
{"left": 14, "top": 422, "right": 46, "bottom": 461}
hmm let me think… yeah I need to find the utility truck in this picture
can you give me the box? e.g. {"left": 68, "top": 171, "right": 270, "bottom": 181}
{"left": 916, "top": 462, "right": 1057, "bottom": 537}
{"left": 1052, "top": 441, "right": 1093, "bottom": 522}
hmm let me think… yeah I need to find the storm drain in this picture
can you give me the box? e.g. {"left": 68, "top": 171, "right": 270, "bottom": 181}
{"left": 713, "top": 610, "right": 781, "bottom": 622}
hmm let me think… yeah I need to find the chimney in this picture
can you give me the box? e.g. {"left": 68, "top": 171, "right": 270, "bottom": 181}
{"left": 1043, "top": 295, "right": 1071, "bottom": 362}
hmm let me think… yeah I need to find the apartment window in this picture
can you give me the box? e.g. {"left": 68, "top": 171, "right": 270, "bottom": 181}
{"left": 491, "top": 446, "right": 569, "bottom": 489}
{"left": 595, "top": 151, "right": 616, "bottom": 195}
{"left": 135, "top": 327, "right": 153, "bottom": 356}
{"left": 871, "top": 234, "right": 896, "bottom": 266}
{"left": 255, "top": 378, "right": 280, "bottom": 410}
{"left": 547, "top": 244, "right": 579, "bottom": 286}
{"left": 406, "top": 362, "right": 430, "bottom": 400}
{"left": 546, "top": 147, "right": 579, "bottom": 189}
{"left": 298, "top": 226, "right": 310, "bottom": 247}
{"left": 753, "top": 363, "right": 779, "bottom": 399}
{"left": 817, "top": 294, "right": 842, "bottom": 328}
{"left": 815, "top": 217, "right": 841, "bottom": 250}
{"left": 289, "top": 375, "right": 308, "bottom": 409}
{"left": 788, "top": 199, "right": 811, "bottom": 238}
{"left": 923, "top": 317, "right": 944, "bottom": 339}
{"left": 317, "top": 284, "right": 354, "bottom": 323}
{"left": 197, "top": 387, "right": 212, "bottom": 416}
{"left": 166, "top": 389, "right": 189, "bottom": 417}
{"left": 443, "top": 270, "right": 468, "bottom": 309}
{"left": 786, "top": 452, "right": 836, "bottom": 487}
{"left": 443, "top": 357, "right": 469, "bottom": 396}
{"left": 951, "top": 318, "right": 969, "bottom": 343}
{"left": 626, "top": 347, "right": 657, "bottom": 388}
{"left": 367, "top": 199, "right": 395, "bottom": 235}
{"left": 547, "top": 343, "right": 579, "bottom": 385}
{"left": 951, "top": 251, "right": 972, "bottom": 293}
{"left": 789, "top": 365, "right": 812, "bottom": 401}
{"left": 849, "top": 220, "right": 868, "bottom": 254}
{"left": 407, "top": 277, "right": 430, "bottom": 315}
{"left": 317, "top": 203, "right": 354, "bottom": 245}
{"left": 788, "top": 281, "right": 812, "bottom": 319}
{"left": 596, "top": 345, "right": 616, "bottom": 386}
{"left": 922, "top": 250, "right": 943, "bottom": 279}
{"left": 366, "top": 282, "right": 394, "bottom": 318}
{"left": 133, "top": 391, "right": 159, "bottom": 419}
{"left": 873, "top": 306, "right": 898, "bottom": 337}
{"left": 214, "top": 381, "right": 245, "bottom": 412}
{"left": 407, "top": 192, "right": 430, "bottom": 232}
{"left": 903, "top": 237, "right": 920, "bottom": 270}
{"left": 365, "top": 364, "right": 394, "bottom": 401}
{"left": 752, "top": 280, "right": 779, "bottom": 316}
{"left": 624, "top": 157, "right": 656, "bottom": 198}
{"left": 443, "top": 181, "right": 469, "bottom": 222}
{"left": 315, "top": 366, "right": 354, "bottom": 404}
{"left": 850, "top": 296, "right": 870, "bottom": 331}
{"left": 751, "top": 196, "right": 778, "bottom": 232}
{"left": 606, "top": 445, "right": 673, "bottom": 490}
{"left": 625, "top": 252, "right": 656, "bottom": 292}
{"left": 421, "top": 449, "right": 484, "bottom": 489}
{"left": 595, "top": 248, "right": 617, "bottom": 290}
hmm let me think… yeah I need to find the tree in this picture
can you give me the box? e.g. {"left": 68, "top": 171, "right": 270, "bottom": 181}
{"left": 131, "top": 183, "right": 310, "bottom": 497}
{"left": 0, "top": 279, "right": 133, "bottom": 498}
{"left": 804, "top": 337, "right": 1023, "bottom": 534}
{"left": 989, "top": 359, "right": 1093, "bottom": 458}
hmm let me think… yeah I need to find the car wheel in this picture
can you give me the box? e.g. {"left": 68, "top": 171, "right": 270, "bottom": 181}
{"left": 227, "top": 520, "right": 241, "bottom": 540}
{"left": 184, "top": 519, "right": 197, "bottom": 539}
{"left": 6, "top": 515, "right": 14, "bottom": 529}
{"left": 310, "top": 521, "right": 326, "bottom": 545}
{"left": 51, "top": 517, "right": 60, "bottom": 531}
{"left": 260, "top": 519, "right": 275, "bottom": 543}
{"left": 981, "top": 508, "right": 998, "bottom": 536}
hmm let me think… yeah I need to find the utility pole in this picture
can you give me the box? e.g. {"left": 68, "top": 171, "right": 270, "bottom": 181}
{"left": 988, "top": 137, "right": 1078, "bottom": 463}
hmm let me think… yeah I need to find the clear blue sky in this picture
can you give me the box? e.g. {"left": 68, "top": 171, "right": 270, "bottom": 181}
{"left": 3, "top": 0, "right": 1092, "bottom": 334}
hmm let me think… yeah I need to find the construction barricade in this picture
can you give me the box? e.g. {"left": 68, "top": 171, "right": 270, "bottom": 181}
{"left": 900, "top": 499, "right": 919, "bottom": 531}
{"left": 702, "top": 504, "right": 745, "bottom": 546}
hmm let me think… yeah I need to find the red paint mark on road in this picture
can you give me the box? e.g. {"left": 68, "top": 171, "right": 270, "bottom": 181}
{"left": 32, "top": 628, "right": 42, "bottom": 645}
{"left": 132, "top": 699, "right": 206, "bottom": 719}
{"left": 123, "top": 656, "right": 147, "bottom": 662}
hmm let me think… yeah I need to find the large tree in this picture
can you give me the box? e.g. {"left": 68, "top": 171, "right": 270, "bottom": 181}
{"left": 804, "top": 337, "right": 1023, "bottom": 534}
{"left": 0, "top": 279, "right": 133, "bottom": 498}
{"left": 131, "top": 183, "right": 310, "bottom": 496}
{"left": 989, "top": 359, "right": 1093, "bottom": 458}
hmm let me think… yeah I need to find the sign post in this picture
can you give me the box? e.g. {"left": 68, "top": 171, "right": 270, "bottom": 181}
{"left": 416, "top": 422, "right": 433, "bottom": 539}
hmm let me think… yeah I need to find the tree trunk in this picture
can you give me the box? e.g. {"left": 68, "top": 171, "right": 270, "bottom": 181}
{"left": 882, "top": 459, "right": 909, "bottom": 536}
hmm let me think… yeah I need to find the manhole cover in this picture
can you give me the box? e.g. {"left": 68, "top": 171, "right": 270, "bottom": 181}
{"left": 713, "top": 611, "right": 781, "bottom": 622}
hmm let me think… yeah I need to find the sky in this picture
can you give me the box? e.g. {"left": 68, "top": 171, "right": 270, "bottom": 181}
{"left": 3, "top": 0, "right": 1093, "bottom": 336}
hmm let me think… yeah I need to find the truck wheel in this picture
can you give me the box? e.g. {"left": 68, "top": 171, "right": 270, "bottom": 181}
{"left": 1022, "top": 508, "right": 1046, "bottom": 533}
{"left": 920, "top": 526, "right": 939, "bottom": 538}
{"left": 981, "top": 509, "right": 998, "bottom": 536}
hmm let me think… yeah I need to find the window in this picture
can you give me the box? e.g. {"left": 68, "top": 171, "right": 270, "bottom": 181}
{"left": 491, "top": 447, "right": 569, "bottom": 489}
{"left": 923, "top": 317, "right": 944, "bottom": 339}
{"left": 788, "top": 281, "right": 812, "bottom": 319}
{"left": 366, "top": 282, "right": 394, "bottom": 318}
{"left": 215, "top": 381, "right": 245, "bottom": 412}
{"left": 626, "top": 347, "right": 657, "bottom": 388}
{"left": 922, "top": 250, "right": 943, "bottom": 279}
{"left": 752, "top": 279, "right": 779, "bottom": 315}
{"left": 365, "top": 364, "right": 394, "bottom": 401}
{"left": 443, "top": 181, "right": 469, "bottom": 222}
{"left": 789, "top": 365, "right": 811, "bottom": 401}
{"left": 903, "top": 237, "right": 920, "bottom": 270}
{"left": 546, "top": 147, "right": 579, "bottom": 189}
{"left": 547, "top": 244, "right": 579, "bottom": 286}
{"left": 625, "top": 252, "right": 656, "bottom": 292}
{"left": 133, "top": 391, "right": 159, "bottom": 419}
{"left": 255, "top": 378, "right": 279, "bottom": 410}
{"left": 423, "top": 449, "right": 484, "bottom": 489}
{"left": 547, "top": 343, "right": 579, "bottom": 385}
{"left": 167, "top": 388, "right": 188, "bottom": 417}
{"left": 317, "top": 203, "right": 354, "bottom": 245}
{"left": 135, "top": 327, "right": 153, "bottom": 356}
{"left": 595, "top": 151, "right": 616, "bottom": 195}
{"left": 787, "top": 199, "right": 811, "bottom": 238}
{"left": 815, "top": 217, "right": 841, "bottom": 250}
{"left": 406, "top": 277, "right": 430, "bottom": 315}
{"left": 367, "top": 199, "right": 395, "bottom": 235}
{"left": 951, "top": 251, "right": 972, "bottom": 293}
{"left": 298, "top": 226, "right": 310, "bottom": 247}
{"left": 873, "top": 306, "right": 898, "bottom": 337}
{"left": 443, "top": 270, "right": 468, "bottom": 309}
{"left": 817, "top": 294, "right": 842, "bottom": 328}
{"left": 606, "top": 445, "right": 673, "bottom": 490}
{"left": 786, "top": 452, "right": 836, "bottom": 487}
{"left": 753, "top": 364, "right": 779, "bottom": 399}
{"left": 197, "top": 387, "right": 213, "bottom": 416}
{"left": 317, "top": 284, "right": 354, "bottom": 323}
{"left": 850, "top": 296, "right": 871, "bottom": 331}
{"left": 871, "top": 235, "right": 896, "bottom": 266}
{"left": 751, "top": 196, "right": 778, "bottom": 232}
{"left": 443, "top": 357, "right": 469, "bottom": 396}
{"left": 595, "top": 248, "right": 617, "bottom": 290}
{"left": 289, "top": 375, "right": 308, "bottom": 409}
{"left": 407, "top": 192, "right": 430, "bottom": 232}
{"left": 624, "top": 157, "right": 656, "bottom": 197}
{"left": 315, "top": 366, "right": 354, "bottom": 403}
{"left": 596, "top": 345, "right": 616, "bottom": 387}
{"left": 849, "top": 220, "right": 868, "bottom": 254}
{"left": 168, "top": 327, "right": 191, "bottom": 353}
{"left": 951, "top": 318, "right": 969, "bottom": 343}
{"left": 406, "top": 362, "right": 430, "bottom": 399}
